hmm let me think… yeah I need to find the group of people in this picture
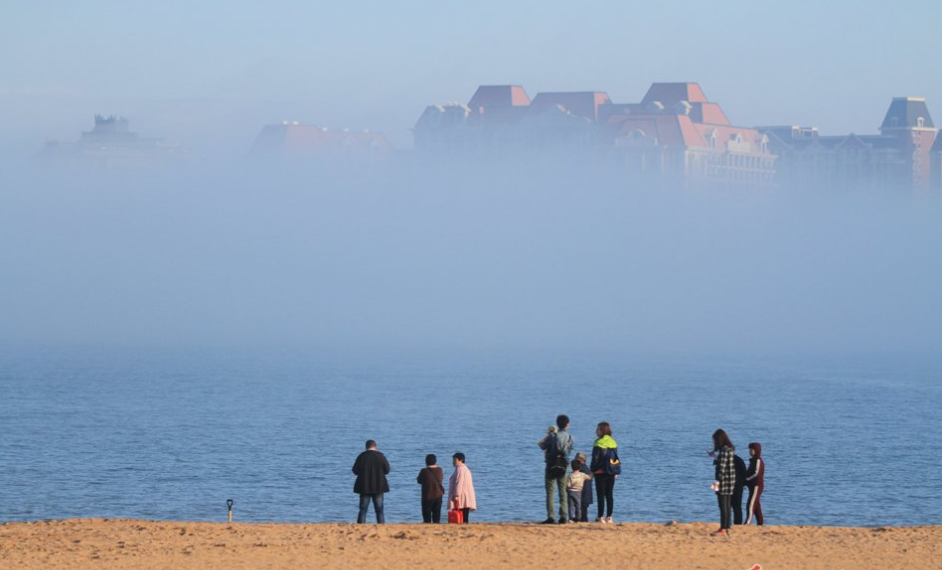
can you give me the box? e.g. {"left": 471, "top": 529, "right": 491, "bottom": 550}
{"left": 350, "top": 420, "right": 766, "bottom": 535}
{"left": 538, "top": 414, "right": 622, "bottom": 524}
{"left": 709, "top": 428, "right": 766, "bottom": 536}
{"left": 351, "top": 440, "right": 476, "bottom": 524}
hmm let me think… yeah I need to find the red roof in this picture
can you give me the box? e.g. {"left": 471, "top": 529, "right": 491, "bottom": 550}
{"left": 468, "top": 85, "right": 531, "bottom": 110}
{"left": 611, "top": 114, "right": 707, "bottom": 147}
{"left": 641, "top": 83, "right": 709, "bottom": 106}
{"left": 690, "top": 102, "right": 730, "bottom": 126}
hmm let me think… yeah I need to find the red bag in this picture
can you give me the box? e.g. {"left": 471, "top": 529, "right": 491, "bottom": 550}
{"left": 447, "top": 499, "right": 464, "bottom": 524}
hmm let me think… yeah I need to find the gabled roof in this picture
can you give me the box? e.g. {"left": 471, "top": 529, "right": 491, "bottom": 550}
{"left": 690, "top": 102, "right": 730, "bottom": 126}
{"left": 611, "top": 114, "right": 707, "bottom": 148}
{"left": 414, "top": 104, "right": 471, "bottom": 131}
{"left": 468, "top": 85, "right": 531, "bottom": 109}
{"left": 641, "top": 82, "right": 709, "bottom": 106}
{"left": 529, "top": 91, "right": 611, "bottom": 121}
{"left": 880, "top": 97, "right": 935, "bottom": 130}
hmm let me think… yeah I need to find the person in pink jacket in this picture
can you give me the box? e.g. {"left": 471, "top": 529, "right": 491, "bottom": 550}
{"left": 448, "top": 452, "right": 477, "bottom": 523}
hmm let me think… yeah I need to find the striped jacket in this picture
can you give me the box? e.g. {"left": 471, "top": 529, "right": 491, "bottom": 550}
{"left": 714, "top": 446, "right": 736, "bottom": 496}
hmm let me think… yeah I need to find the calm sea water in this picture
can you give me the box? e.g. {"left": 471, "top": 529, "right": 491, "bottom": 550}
{"left": 1, "top": 348, "right": 940, "bottom": 526}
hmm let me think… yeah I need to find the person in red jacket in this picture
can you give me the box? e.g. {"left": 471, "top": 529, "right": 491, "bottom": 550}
{"left": 745, "top": 442, "right": 765, "bottom": 525}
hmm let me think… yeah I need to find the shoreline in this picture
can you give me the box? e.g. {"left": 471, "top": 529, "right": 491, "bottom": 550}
{"left": 2, "top": 519, "right": 940, "bottom": 569}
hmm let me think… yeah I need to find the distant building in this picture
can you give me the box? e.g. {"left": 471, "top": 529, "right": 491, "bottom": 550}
{"left": 250, "top": 122, "right": 390, "bottom": 162}
{"left": 414, "top": 85, "right": 609, "bottom": 158}
{"left": 599, "top": 83, "right": 776, "bottom": 187}
{"left": 414, "top": 82, "right": 776, "bottom": 186}
{"left": 931, "top": 130, "right": 942, "bottom": 193}
{"left": 760, "top": 98, "right": 938, "bottom": 191}
{"left": 38, "top": 115, "right": 181, "bottom": 169}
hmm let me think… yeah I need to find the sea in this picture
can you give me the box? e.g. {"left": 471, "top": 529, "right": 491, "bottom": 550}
{"left": 1, "top": 347, "right": 940, "bottom": 527}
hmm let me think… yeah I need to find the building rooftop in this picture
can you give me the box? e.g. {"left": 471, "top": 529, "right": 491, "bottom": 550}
{"left": 528, "top": 92, "right": 611, "bottom": 121}
{"left": 880, "top": 97, "right": 935, "bottom": 131}
{"left": 467, "top": 85, "right": 531, "bottom": 110}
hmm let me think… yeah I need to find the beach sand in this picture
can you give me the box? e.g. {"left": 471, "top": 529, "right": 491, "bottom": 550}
{"left": 1, "top": 519, "right": 938, "bottom": 569}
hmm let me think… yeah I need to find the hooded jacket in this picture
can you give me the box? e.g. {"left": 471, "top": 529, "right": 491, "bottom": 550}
{"left": 590, "top": 435, "right": 619, "bottom": 474}
{"left": 745, "top": 442, "right": 764, "bottom": 488}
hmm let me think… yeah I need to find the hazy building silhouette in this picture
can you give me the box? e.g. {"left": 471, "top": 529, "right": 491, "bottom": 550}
{"left": 38, "top": 115, "right": 181, "bottom": 169}
{"left": 251, "top": 122, "right": 390, "bottom": 162}
{"left": 931, "top": 130, "right": 942, "bottom": 193}
{"left": 599, "top": 83, "right": 776, "bottom": 187}
{"left": 760, "top": 97, "right": 938, "bottom": 191}
{"left": 414, "top": 82, "right": 776, "bottom": 186}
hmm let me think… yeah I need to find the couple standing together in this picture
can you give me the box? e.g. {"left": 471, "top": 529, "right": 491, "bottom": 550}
{"left": 539, "top": 414, "right": 621, "bottom": 524}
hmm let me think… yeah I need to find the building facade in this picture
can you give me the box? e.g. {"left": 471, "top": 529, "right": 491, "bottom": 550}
{"left": 414, "top": 82, "right": 776, "bottom": 187}
{"left": 760, "top": 98, "right": 938, "bottom": 191}
{"left": 599, "top": 83, "right": 775, "bottom": 187}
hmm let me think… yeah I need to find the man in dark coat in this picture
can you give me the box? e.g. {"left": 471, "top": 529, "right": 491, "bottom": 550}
{"left": 352, "top": 439, "right": 391, "bottom": 523}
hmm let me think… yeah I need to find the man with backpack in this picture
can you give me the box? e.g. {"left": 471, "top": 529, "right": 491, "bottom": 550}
{"left": 538, "top": 414, "right": 573, "bottom": 524}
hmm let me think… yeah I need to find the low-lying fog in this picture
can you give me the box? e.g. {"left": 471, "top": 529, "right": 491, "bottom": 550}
{"left": 1, "top": 159, "right": 939, "bottom": 357}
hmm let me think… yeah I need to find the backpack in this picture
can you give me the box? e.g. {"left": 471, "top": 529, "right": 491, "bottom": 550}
{"left": 546, "top": 432, "right": 570, "bottom": 478}
{"left": 604, "top": 447, "right": 622, "bottom": 475}
{"left": 548, "top": 451, "right": 568, "bottom": 479}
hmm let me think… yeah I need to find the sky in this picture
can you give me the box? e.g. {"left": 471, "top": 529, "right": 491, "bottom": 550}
{"left": 1, "top": 0, "right": 941, "bottom": 155}
{"left": 0, "top": 1, "right": 940, "bottom": 356}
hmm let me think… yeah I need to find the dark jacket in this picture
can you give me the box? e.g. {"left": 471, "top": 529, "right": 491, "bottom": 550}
{"left": 733, "top": 454, "right": 747, "bottom": 492}
{"left": 590, "top": 435, "right": 619, "bottom": 474}
{"left": 352, "top": 449, "right": 390, "bottom": 495}
{"left": 746, "top": 442, "right": 765, "bottom": 488}
{"left": 578, "top": 463, "right": 594, "bottom": 505}
{"left": 416, "top": 466, "right": 444, "bottom": 501}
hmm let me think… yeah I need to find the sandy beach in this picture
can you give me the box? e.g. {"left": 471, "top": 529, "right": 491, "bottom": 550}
{"left": 1, "top": 519, "right": 938, "bottom": 570}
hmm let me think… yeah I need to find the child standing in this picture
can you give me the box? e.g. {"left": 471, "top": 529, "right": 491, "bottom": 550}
{"left": 416, "top": 453, "right": 444, "bottom": 523}
{"left": 566, "top": 459, "right": 593, "bottom": 523}
{"left": 745, "top": 442, "right": 765, "bottom": 525}
{"left": 574, "top": 452, "right": 594, "bottom": 522}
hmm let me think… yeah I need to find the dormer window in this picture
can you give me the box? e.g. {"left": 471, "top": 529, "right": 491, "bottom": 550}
{"left": 705, "top": 129, "right": 717, "bottom": 149}
{"left": 917, "top": 117, "right": 925, "bottom": 128}
{"left": 645, "top": 101, "right": 665, "bottom": 114}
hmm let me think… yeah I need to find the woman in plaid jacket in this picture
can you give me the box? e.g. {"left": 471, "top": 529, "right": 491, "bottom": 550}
{"left": 710, "top": 429, "right": 736, "bottom": 536}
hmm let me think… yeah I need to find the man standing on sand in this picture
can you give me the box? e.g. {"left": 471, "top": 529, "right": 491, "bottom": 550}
{"left": 352, "top": 439, "right": 390, "bottom": 524}
{"left": 538, "top": 414, "right": 573, "bottom": 524}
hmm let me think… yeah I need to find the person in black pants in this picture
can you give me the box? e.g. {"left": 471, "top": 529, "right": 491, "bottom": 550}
{"left": 732, "top": 453, "right": 747, "bottom": 524}
{"left": 710, "top": 429, "right": 736, "bottom": 536}
{"left": 352, "top": 439, "right": 391, "bottom": 523}
{"left": 590, "top": 422, "right": 620, "bottom": 523}
{"left": 417, "top": 454, "right": 444, "bottom": 523}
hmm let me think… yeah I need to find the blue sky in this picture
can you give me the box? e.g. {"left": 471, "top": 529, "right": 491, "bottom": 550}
{"left": 2, "top": 0, "right": 940, "bottom": 152}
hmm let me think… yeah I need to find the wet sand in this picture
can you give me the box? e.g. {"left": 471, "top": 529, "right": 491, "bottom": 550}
{"left": 1, "top": 519, "right": 939, "bottom": 569}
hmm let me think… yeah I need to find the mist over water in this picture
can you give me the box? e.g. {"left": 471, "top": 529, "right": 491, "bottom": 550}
{"left": 1, "top": 159, "right": 940, "bottom": 355}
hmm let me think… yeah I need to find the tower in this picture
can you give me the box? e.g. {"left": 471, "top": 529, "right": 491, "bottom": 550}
{"left": 879, "top": 98, "right": 938, "bottom": 189}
